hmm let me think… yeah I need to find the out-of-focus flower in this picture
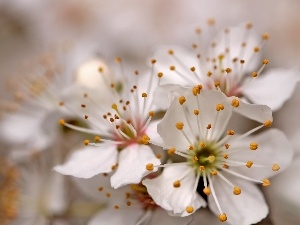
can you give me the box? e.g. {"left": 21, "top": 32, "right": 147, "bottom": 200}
{"left": 143, "top": 88, "right": 293, "bottom": 224}
{"left": 153, "top": 22, "right": 300, "bottom": 111}
{"left": 0, "top": 153, "right": 68, "bottom": 225}
{"left": 55, "top": 59, "right": 164, "bottom": 189}
{"left": 0, "top": 46, "right": 95, "bottom": 160}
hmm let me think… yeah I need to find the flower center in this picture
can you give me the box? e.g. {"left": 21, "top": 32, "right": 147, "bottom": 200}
{"left": 188, "top": 141, "right": 221, "bottom": 173}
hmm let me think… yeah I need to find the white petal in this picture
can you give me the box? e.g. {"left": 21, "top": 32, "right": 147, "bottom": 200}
{"left": 264, "top": 155, "right": 300, "bottom": 225}
{"left": 88, "top": 207, "right": 144, "bottom": 225}
{"left": 150, "top": 208, "right": 191, "bottom": 225}
{"left": 111, "top": 144, "right": 161, "bottom": 188}
{"left": 242, "top": 68, "right": 300, "bottom": 111}
{"left": 143, "top": 164, "right": 206, "bottom": 215}
{"left": 230, "top": 97, "right": 272, "bottom": 124}
{"left": 146, "top": 119, "right": 164, "bottom": 147}
{"left": 54, "top": 144, "right": 117, "bottom": 178}
{"left": 228, "top": 128, "right": 293, "bottom": 180}
{"left": 208, "top": 175, "right": 268, "bottom": 225}
{"left": 158, "top": 90, "right": 232, "bottom": 150}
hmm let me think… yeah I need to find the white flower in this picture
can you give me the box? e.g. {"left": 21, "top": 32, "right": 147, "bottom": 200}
{"left": 0, "top": 47, "right": 95, "bottom": 159}
{"left": 54, "top": 59, "right": 163, "bottom": 189}
{"left": 152, "top": 22, "right": 300, "bottom": 111}
{"left": 142, "top": 88, "right": 293, "bottom": 224}
{"left": 0, "top": 153, "right": 68, "bottom": 225}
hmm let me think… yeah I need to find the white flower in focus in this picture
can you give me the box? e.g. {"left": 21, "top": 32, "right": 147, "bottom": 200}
{"left": 153, "top": 22, "right": 300, "bottom": 111}
{"left": 142, "top": 88, "right": 293, "bottom": 224}
{"left": 54, "top": 59, "right": 163, "bottom": 189}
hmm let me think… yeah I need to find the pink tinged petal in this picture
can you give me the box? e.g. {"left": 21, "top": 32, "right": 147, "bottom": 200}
{"left": 264, "top": 156, "right": 300, "bottom": 225}
{"left": 230, "top": 96, "right": 272, "bottom": 123}
{"left": 242, "top": 68, "right": 300, "bottom": 111}
{"left": 88, "top": 207, "right": 144, "bottom": 225}
{"left": 228, "top": 128, "right": 293, "bottom": 180}
{"left": 54, "top": 144, "right": 117, "bottom": 178}
{"left": 143, "top": 165, "right": 206, "bottom": 216}
{"left": 208, "top": 175, "right": 268, "bottom": 225}
{"left": 110, "top": 144, "right": 161, "bottom": 189}
{"left": 146, "top": 119, "right": 164, "bottom": 147}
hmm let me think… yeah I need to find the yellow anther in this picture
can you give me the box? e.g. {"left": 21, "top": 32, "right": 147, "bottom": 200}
{"left": 254, "top": 47, "right": 260, "bottom": 52}
{"left": 233, "top": 186, "right": 241, "bottom": 195}
{"left": 84, "top": 115, "right": 89, "bottom": 119}
{"left": 240, "top": 59, "right": 245, "bottom": 64}
{"left": 252, "top": 71, "right": 258, "bottom": 77}
{"left": 214, "top": 81, "right": 220, "bottom": 87}
{"left": 168, "top": 49, "right": 174, "bottom": 55}
{"left": 151, "top": 59, "right": 156, "bottom": 64}
{"left": 59, "top": 119, "right": 65, "bottom": 125}
{"left": 263, "top": 59, "right": 269, "bottom": 64}
{"left": 206, "top": 124, "right": 212, "bottom": 129}
{"left": 223, "top": 164, "right": 229, "bottom": 169}
{"left": 176, "top": 122, "right": 184, "bottom": 130}
{"left": 98, "top": 186, "right": 103, "bottom": 191}
{"left": 84, "top": 140, "right": 90, "bottom": 146}
{"left": 225, "top": 68, "right": 232, "bottom": 73}
{"left": 218, "top": 54, "right": 225, "bottom": 61}
{"left": 157, "top": 72, "right": 163, "bottom": 78}
{"left": 168, "top": 147, "right": 176, "bottom": 155}
{"left": 197, "top": 84, "right": 203, "bottom": 90}
{"left": 262, "top": 179, "right": 271, "bottom": 187}
{"left": 203, "top": 187, "right": 211, "bottom": 195}
{"left": 262, "top": 33, "right": 270, "bottom": 40}
{"left": 179, "top": 96, "right": 186, "bottom": 105}
{"left": 115, "top": 57, "right": 122, "bottom": 63}
{"left": 219, "top": 213, "right": 227, "bottom": 222}
{"left": 193, "top": 156, "right": 198, "bottom": 162}
{"left": 246, "top": 161, "right": 253, "bottom": 168}
{"left": 199, "top": 166, "right": 205, "bottom": 171}
{"left": 207, "top": 18, "right": 215, "bottom": 26}
{"left": 142, "top": 93, "right": 147, "bottom": 98}
{"left": 194, "top": 110, "right": 199, "bottom": 115}
{"left": 216, "top": 104, "right": 225, "bottom": 111}
{"left": 264, "top": 120, "right": 272, "bottom": 127}
{"left": 106, "top": 192, "right": 111, "bottom": 197}
{"left": 189, "top": 146, "right": 194, "bottom": 150}
{"left": 223, "top": 154, "right": 229, "bottom": 159}
{"left": 156, "top": 154, "right": 162, "bottom": 159}
{"left": 246, "top": 22, "right": 253, "bottom": 29}
{"left": 146, "top": 163, "right": 154, "bottom": 171}
{"left": 141, "top": 135, "right": 150, "bottom": 144}
{"left": 192, "top": 86, "right": 200, "bottom": 96}
{"left": 200, "top": 142, "right": 206, "bottom": 148}
{"left": 225, "top": 144, "right": 230, "bottom": 149}
{"left": 149, "top": 111, "right": 155, "bottom": 117}
{"left": 170, "top": 65, "right": 176, "bottom": 71}
{"left": 98, "top": 67, "right": 104, "bottom": 73}
{"left": 231, "top": 99, "right": 240, "bottom": 107}
{"left": 112, "top": 103, "right": 118, "bottom": 110}
{"left": 186, "top": 206, "right": 194, "bottom": 214}
{"left": 173, "top": 180, "right": 181, "bottom": 188}
{"left": 81, "top": 104, "right": 86, "bottom": 108}
{"left": 190, "top": 67, "right": 196, "bottom": 72}
{"left": 250, "top": 142, "right": 258, "bottom": 150}
{"left": 207, "top": 71, "right": 213, "bottom": 77}
{"left": 227, "top": 130, "right": 235, "bottom": 135}
{"left": 208, "top": 155, "right": 215, "bottom": 162}
{"left": 211, "top": 170, "right": 218, "bottom": 175}
{"left": 272, "top": 164, "right": 280, "bottom": 171}
{"left": 114, "top": 205, "right": 119, "bottom": 209}
{"left": 94, "top": 136, "right": 101, "bottom": 142}
{"left": 59, "top": 101, "right": 64, "bottom": 106}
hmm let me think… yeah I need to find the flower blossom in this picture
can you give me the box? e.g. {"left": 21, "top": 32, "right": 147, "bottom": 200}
{"left": 55, "top": 59, "right": 163, "bottom": 189}
{"left": 142, "top": 88, "right": 293, "bottom": 225}
{"left": 153, "top": 22, "right": 300, "bottom": 111}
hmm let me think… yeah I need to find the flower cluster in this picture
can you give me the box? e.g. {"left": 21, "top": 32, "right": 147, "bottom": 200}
{"left": 0, "top": 22, "right": 297, "bottom": 225}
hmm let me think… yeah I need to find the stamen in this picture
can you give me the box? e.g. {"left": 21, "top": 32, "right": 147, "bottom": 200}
{"left": 272, "top": 164, "right": 280, "bottom": 171}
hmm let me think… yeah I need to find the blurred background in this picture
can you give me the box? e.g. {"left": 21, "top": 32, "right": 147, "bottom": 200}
{"left": 1, "top": 0, "right": 299, "bottom": 224}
